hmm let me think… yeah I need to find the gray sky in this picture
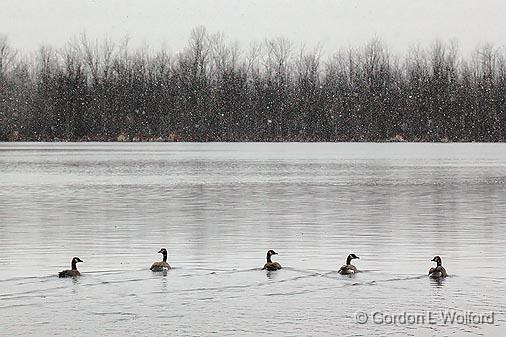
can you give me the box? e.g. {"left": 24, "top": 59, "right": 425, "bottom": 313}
{"left": 1, "top": 0, "right": 505, "bottom": 55}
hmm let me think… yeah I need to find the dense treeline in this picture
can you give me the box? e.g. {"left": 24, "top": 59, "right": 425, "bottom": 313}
{"left": 1, "top": 28, "right": 505, "bottom": 142}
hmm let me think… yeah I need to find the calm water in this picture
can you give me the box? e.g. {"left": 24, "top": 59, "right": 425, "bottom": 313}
{"left": 0, "top": 142, "right": 505, "bottom": 336}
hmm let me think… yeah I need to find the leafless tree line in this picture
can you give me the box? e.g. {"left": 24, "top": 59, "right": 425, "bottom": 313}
{"left": 1, "top": 28, "right": 505, "bottom": 141}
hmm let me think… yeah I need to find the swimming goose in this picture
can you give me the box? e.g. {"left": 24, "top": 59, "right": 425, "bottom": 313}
{"left": 428, "top": 255, "right": 447, "bottom": 278}
{"left": 58, "top": 257, "right": 83, "bottom": 278}
{"left": 338, "top": 253, "right": 360, "bottom": 275}
{"left": 263, "top": 250, "right": 282, "bottom": 271}
{"left": 150, "top": 248, "right": 171, "bottom": 271}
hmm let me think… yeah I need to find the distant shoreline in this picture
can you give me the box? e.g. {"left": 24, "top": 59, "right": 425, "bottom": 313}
{"left": 3, "top": 133, "right": 504, "bottom": 143}
{"left": 1, "top": 28, "right": 505, "bottom": 143}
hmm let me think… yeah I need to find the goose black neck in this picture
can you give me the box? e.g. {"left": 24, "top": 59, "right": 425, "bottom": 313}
{"left": 436, "top": 260, "right": 442, "bottom": 267}
{"left": 162, "top": 251, "right": 167, "bottom": 262}
{"left": 71, "top": 260, "right": 78, "bottom": 270}
{"left": 346, "top": 255, "right": 352, "bottom": 265}
{"left": 266, "top": 253, "right": 272, "bottom": 263}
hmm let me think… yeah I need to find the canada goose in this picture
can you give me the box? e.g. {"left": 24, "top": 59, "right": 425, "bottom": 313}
{"left": 150, "top": 248, "right": 171, "bottom": 271}
{"left": 58, "top": 257, "right": 83, "bottom": 278}
{"left": 428, "top": 255, "right": 447, "bottom": 278}
{"left": 338, "top": 253, "right": 360, "bottom": 275}
{"left": 263, "top": 250, "right": 282, "bottom": 271}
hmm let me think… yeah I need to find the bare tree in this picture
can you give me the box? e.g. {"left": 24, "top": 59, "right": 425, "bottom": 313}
{"left": 0, "top": 35, "right": 17, "bottom": 80}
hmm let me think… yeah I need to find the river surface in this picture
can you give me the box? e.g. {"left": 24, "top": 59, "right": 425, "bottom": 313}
{"left": 0, "top": 142, "right": 505, "bottom": 336}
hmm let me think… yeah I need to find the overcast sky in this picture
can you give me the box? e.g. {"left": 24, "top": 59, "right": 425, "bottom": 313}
{"left": 1, "top": 0, "right": 505, "bottom": 55}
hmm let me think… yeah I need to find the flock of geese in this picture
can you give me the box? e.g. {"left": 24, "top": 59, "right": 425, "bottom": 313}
{"left": 59, "top": 249, "right": 448, "bottom": 279}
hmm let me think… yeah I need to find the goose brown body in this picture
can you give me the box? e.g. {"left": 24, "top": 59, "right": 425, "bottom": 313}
{"left": 428, "top": 256, "right": 447, "bottom": 278}
{"left": 58, "top": 257, "right": 83, "bottom": 278}
{"left": 338, "top": 254, "right": 360, "bottom": 275}
{"left": 151, "top": 248, "right": 171, "bottom": 271}
{"left": 263, "top": 250, "right": 282, "bottom": 271}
